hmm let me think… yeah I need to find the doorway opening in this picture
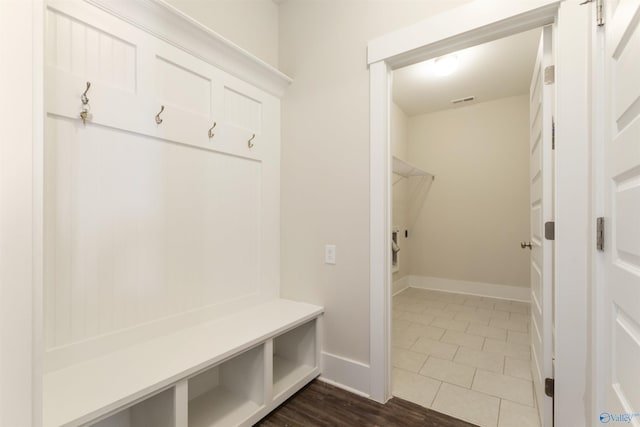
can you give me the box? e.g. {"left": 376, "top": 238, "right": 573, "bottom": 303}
{"left": 389, "top": 28, "right": 546, "bottom": 427}
{"left": 369, "top": 2, "right": 591, "bottom": 426}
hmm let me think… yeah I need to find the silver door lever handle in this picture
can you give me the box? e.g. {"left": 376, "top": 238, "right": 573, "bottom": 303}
{"left": 520, "top": 241, "right": 532, "bottom": 250}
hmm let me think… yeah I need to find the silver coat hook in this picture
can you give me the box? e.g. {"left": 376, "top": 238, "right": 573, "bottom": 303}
{"left": 248, "top": 133, "right": 255, "bottom": 148}
{"left": 155, "top": 105, "right": 164, "bottom": 125}
{"left": 208, "top": 122, "right": 217, "bottom": 138}
{"left": 81, "top": 81, "right": 91, "bottom": 105}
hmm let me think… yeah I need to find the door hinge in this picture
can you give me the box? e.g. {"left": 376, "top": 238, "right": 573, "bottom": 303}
{"left": 552, "top": 117, "right": 555, "bottom": 150}
{"left": 545, "top": 378, "right": 555, "bottom": 397}
{"left": 544, "top": 65, "right": 555, "bottom": 85}
{"left": 579, "top": 0, "right": 605, "bottom": 26}
{"left": 597, "top": 217, "right": 605, "bottom": 251}
{"left": 545, "top": 221, "right": 555, "bottom": 241}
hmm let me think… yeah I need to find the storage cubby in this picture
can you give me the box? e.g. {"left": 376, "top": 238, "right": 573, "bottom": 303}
{"left": 188, "top": 345, "right": 264, "bottom": 427}
{"left": 272, "top": 320, "right": 317, "bottom": 397}
{"left": 90, "top": 388, "right": 175, "bottom": 427}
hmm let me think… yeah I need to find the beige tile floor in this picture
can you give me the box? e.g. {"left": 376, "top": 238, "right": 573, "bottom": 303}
{"left": 392, "top": 287, "right": 540, "bottom": 427}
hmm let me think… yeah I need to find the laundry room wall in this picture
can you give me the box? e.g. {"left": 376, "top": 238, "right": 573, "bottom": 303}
{"left": 407, "top": 95, "right": 531, "bottom": 290}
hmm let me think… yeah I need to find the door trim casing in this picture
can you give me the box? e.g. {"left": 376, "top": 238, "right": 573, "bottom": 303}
{"left": 367, "top": 1, "right": 592, "bottom": 426}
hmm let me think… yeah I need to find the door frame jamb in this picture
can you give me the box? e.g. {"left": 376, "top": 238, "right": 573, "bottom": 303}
{"left": 368, "top": 2, "right": 592, "bottom": 426}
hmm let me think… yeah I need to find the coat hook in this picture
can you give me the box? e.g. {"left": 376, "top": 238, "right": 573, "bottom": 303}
{"left": 248, "top": 133, "right": 255, "bottom": 148}
{"left": 81, "top": 81, "right": 91, "bottom": 105}
{"left": 155, "top": 105, "right": 164, "bottom": 125}
{"left": 208, "top": 122, "right": 217, "bottom": 138}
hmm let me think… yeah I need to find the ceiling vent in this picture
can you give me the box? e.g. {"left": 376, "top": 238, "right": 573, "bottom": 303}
{"left": 451, "top": 96, "right": 475, "bottom": 104}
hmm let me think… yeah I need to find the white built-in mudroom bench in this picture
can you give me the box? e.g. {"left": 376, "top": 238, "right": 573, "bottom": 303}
{"left": 45, "top": 300, "right": 322, "bottom": 427}
{"left": 41, "top": 1, "right": 322, "bottom": 426}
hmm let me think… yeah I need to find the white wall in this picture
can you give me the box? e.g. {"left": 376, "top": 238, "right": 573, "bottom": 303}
{"left": 391, "top": 102, "right": 410, "bottom": 287}
{"left": 0, "top": 1, "right": 38, "bottom": 424}
{"left": 278, "top": 0, "right": 472, "bottom": 373}
{"left": 407, "top": 95, "right": 530, "bottom": 288}
{"left": 163, "top": 0, "right": 279, "bottom": 67}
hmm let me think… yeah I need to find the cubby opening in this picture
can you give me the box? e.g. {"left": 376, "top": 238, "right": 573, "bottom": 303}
{"left": 90, "top": 388, "right": 175, "bottom": 427}
{"left": 188, "top": 345, "right": 264, "bottom": 427}
{"left": 272, "top": 320, "right": 317, "bottom": 397}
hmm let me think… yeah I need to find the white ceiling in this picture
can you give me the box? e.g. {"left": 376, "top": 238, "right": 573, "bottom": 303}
{"left": 392, "top": 28, "right": 542, "bottom": 116}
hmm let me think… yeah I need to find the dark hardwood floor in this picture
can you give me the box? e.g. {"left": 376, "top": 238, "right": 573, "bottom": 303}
{"left": 256, "top": 380, "right": 478, "bottom": 427}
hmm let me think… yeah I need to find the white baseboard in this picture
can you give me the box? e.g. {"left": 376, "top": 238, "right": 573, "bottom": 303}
{"left": 316, "top": 376, "right": 370, "bottom": 399}
{"left": 408, "top": 275, "right": 530, "bottom": 302}
{"left": 392, "top": 275, "right": 410, "bottom": 296}
{"left": 320, "top": 352, "right": 370, "bottom": 397}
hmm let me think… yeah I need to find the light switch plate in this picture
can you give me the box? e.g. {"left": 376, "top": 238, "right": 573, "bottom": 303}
{"left": 325, "top": 245, "right": 336, "bottom": 265}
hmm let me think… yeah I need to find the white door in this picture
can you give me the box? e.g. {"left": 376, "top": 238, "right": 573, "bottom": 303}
{"left": 601, "top": 0, "right": 640, "bottom": 422}
{"left": 529, "top": 25, "right": 553, "bottom": 427}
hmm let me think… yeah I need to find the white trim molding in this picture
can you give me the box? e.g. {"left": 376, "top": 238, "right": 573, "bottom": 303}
{"left": 367, "top": 0, "right": 560, "bottom": 68}
{"left": 553, "top": 2, "right": 591, "bottom": 426}
{"left": 407, "top": 276, "right": 531, "bottom": 303}
{"left": 320, "top": 352, "right": 370, "bottom": 398}
{"left": 85, "top": 0, "right": 292, "bottom": 97}
{"left": 369, "top": 60, "right": 392, "bottom": 404}
{"left": 0, "top": 0, "right": 44, "bottom": 424}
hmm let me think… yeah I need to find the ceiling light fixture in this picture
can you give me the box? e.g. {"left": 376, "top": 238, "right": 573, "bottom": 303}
{"left": 433, "top": 54, "right": 459, "bottom": 76}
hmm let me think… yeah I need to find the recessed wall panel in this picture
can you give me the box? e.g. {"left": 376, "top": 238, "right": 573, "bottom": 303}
{"left": 46, "top": 8, "right": 136, "bottom": 93}
{"left": 615, "top": 181, "right": 640, "bottom": 265}
{"left": 45, "top": 116, "right": 261, "bottom": 349}
{"left": 155, "top": 56, "right": 212, "bottom": 117}
{"left": 613, "top": 307, "right": 640, "bottom": 412}
{"left": 614, "top": 22, "right": 640, "bottom": 127}
{"left": 224, "top": 87, "right": 262, "bottom": 133}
